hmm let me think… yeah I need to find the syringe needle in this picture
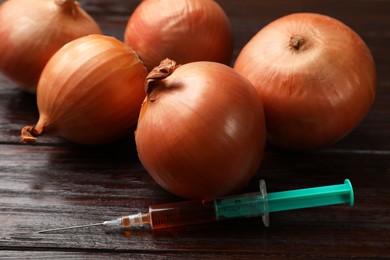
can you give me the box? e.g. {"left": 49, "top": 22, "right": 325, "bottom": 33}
{"left": 36, "top": 213, "right": 146, "bottom": 234}
{"left": 36, "top": 222, "right": 104, "bottom": 233}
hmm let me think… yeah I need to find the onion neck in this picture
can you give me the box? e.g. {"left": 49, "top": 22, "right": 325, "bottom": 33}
{"left": 21, "top": 116, "right": 50, "bottom": 144}
{"left": 289, "top": 35, "right": 307, "bottom": 52}
{"left": 145, "top": 58, "right": 180, "bottom": 101}
{"left": 55, "top": 0, "right": 78, "bottom": 17}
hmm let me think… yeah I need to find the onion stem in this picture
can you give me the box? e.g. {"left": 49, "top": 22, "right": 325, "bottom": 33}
{"left": 21, "top": 126, "right": 42, "bottom": 144}
{"left": 145, "top": 59, "right": 180, "bottom": 99}
{"left": 289, "top": 35, "right": 306, "bottom": 51}
{"left": 55, "top": 0, "right": 78, "bottom": 17}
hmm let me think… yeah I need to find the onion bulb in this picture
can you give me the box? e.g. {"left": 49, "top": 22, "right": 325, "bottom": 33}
{"left": 0, "top": 0, "right": 101, "bottom": 93}
{"left": 21, "top": 34, "right": 147, "bottom": 145}
{"left": 234, "top": 13, "right": 376, "bottom": 150}
{"left": 135, "top": 59, "right": 266, "bottom": 199}
{"left": 124, "top": 0, "right": 233, "bottom": 71}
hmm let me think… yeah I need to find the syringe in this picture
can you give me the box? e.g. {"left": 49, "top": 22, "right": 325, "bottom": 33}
{"left": 37, "top": 179, "right": 354, "bottom": 233}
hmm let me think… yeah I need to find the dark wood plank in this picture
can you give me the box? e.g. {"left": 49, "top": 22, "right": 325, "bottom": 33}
{"left": 0, "top": 0, "right": 389, "bottom": 258}
{"left": 1, "top": 145, "right": 389, "bottom": 257}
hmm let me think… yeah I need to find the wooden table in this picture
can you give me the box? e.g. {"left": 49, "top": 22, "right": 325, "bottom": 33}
{"left": 1, "top": 0, "right": 389, "bottom": 258}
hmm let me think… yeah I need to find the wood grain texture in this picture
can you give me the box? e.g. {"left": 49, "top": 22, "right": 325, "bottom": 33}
{"left": 1, "top": 0, "right": 389, "bottom": 258}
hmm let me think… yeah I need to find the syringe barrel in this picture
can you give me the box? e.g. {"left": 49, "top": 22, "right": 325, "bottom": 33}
{"left": 147, "top": 179, "right": 353, "bottom": 229}
{"left": 148, "top": 199, "right": 216, "bottom": 229}
{"left": 148, "top": 181, "right": 269, "bottom": 229}
{"left": 214, "top": 179, "right": 269, "bottom": 226}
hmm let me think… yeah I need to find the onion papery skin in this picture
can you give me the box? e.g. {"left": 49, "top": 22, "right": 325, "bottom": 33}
{"left": 135, "top": 59, "right": 266, "bottom": 199}
{"left": 234, "top": 13, "right": 376, "bottom": 150}
{"left": 0, "top": 0, "right": 101, "bottom": 93}
{"left": 124, "top": 0, "right": 233, "bottom": 71}
{"left": 21, "top": 34, "right": 147, "bottom": 145}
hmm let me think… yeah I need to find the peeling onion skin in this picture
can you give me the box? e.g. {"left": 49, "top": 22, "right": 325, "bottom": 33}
{"left": 21, "top": 35, "right": 147, "bottom": 145}
{"left": 234, "top": 13, "right": 376, "bottom": 150}
{"left": 0, "top": 0, "right": 101, "bottom": 93}
{"left": 135, "top": 59, "right": 266, "bottom": 199}
{"left": 124, "top": 0, "right": 233, "bottom": 71}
